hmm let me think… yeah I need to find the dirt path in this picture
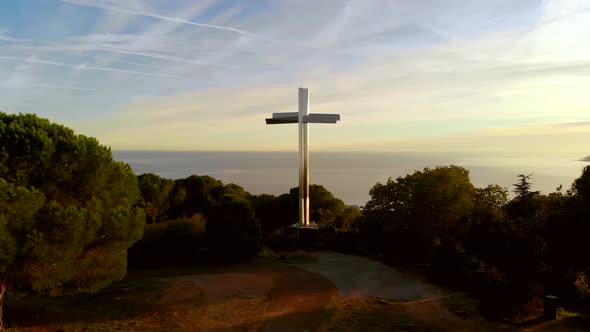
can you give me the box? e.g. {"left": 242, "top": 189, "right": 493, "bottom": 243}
{"left": 261, "top": 267, "right": 336, "bottom": 332}
{"left": 289, "top": 251, "right": 516, "bottom": 331}
{"left": 290, "top": 251, "right": 441, "bottom": 301}
{"left": 8, "top": 251, "right": 589, "bottom": 331}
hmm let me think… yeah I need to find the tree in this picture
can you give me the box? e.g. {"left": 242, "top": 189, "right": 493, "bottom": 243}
{"left": 0, "top": 113, "right": 145, "bottom": 330}
{"left": 334, "top": 205, "right": 361, "bottom": 231}
{"left": 363, "top": 166, "right": 475, "bottom": 261}
{"left": 223, "top": 183, "right": 252, "bottom": 201}
{"left": 507, "top": 174, "right": 541, "bottom": 220}
{"left": 137, "top": 173, "right": 176, "bottom": 223}
{"left": 286, "top": 184, "right": 345, "bottom": 223}
{"left": 206, "top": 195, "right": 261, "bottom": 260}
{"left": 513, "top": 174, "right": 540, "bottom": 199}
{"left": 168, "top": 175, "right": 225, "bottom": 219}
{"left": 252, "top": 193, "right": 295, "bottom": 234}
{"left": 474, "top": 184, "right": 509, "bottom": 212}
{"left": 572, "top": 166, "right": 590, "bottom": 203}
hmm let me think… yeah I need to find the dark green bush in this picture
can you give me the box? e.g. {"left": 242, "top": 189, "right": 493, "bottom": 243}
{"left": 206, "top": 196, "right": 262, "bottom": 261}
{"left": 128, "top": 214, "right": 206, "bottom": 268}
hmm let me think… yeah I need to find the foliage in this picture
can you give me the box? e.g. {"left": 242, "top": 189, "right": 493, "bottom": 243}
{"left": 513, "top": 174, "right": 539, "bottom": 198}
{"left": 334, "top": 206, "right": 361, "bottom": 231}
{"left": 132, "top": 174, "right": 264, "bottom": 265}
{"left": 0, "top": 113, "right": 145, "bottom": 328}
{"left": 356, "top": 164, "right": 590, "bottom": 315}
{"left": 362, "top": 165, "right": 475, "bottom": 262}
{"left": 168, "top": 175, "right": 225, "bottom": 219}
{"left": 308, "top": 184, "right": 345, "bottom": 223}
{"left": 282, "top": 184, "right": 345, "bottom": 223}
{"left": 252, "top": 193, "right": 295, "bottom": 235}
{"left": 136, "top": 173, "right": 175, "bottom": 223}
{"left": 206, "top": 195, "right": 261, "bottom": 260}
{"left": 250, "top": 184, "right": 345, "bottom": 240}
{"left": 572, "top": 166, "right": 590, "bottom": 203}
{"left": 128, "top": 214, "right": 206, "bottom": 268}
{"left": 7, "top": 113, "right": 588, "bottom": 321}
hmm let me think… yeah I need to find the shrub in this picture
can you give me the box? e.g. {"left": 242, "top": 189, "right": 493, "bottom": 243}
{"left": 128, "top": 214, "right": 206, "bottom": 268}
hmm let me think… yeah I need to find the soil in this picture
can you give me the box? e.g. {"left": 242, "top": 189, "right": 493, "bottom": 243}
{"left": 6, "top": 251, "right": 590, "bottom": 331}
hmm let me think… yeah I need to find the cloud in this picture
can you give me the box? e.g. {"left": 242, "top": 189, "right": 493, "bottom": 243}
{"left": 0, "top": 35, "right": 31, "bottom": 42}
{"left": 0, "top": 55, "right": 182, "bottom": 78}
{"left": 32, "top": 83, "right": 97, "bottom": 91}
{"left": 1, "top": 0, "right": 589, "bottom": 156}
{"left": 553, "top": 121, "right": 590, "bottom": 127}
{"left": 73, "top": 63, "right": 182, "bottom": 78}
{"left": 60, "top": 0, "right": 264, "bottom": 38}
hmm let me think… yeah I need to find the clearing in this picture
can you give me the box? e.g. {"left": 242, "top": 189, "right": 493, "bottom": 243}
{"left": 6, "top": 251, "right": 590, "bottom": 331}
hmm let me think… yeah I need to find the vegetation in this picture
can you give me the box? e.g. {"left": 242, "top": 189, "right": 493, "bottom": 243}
{"left": 0, "top": 113, "right": 145, "bottom": 330}
{"left": 129, "top": 162, "right": 590, "bottom": 318}
{"left": 128, "top": 174, "right": 262, "bottom": 268}
{"left": 3, "top": 112, "right": 590, "bottom": 328}
{"left": 359, "top": 165, "right": 590, "bottom": 318}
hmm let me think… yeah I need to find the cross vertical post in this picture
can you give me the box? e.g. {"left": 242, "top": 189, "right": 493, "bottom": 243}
{"left": 299, "top": 88, "right": 310, "bottom": 227}
{"left": 265, "top": 88, "right": 340, "bottom": 231}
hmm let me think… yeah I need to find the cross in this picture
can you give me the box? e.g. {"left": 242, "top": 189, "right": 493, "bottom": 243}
{"left": 266, "top": 88, "right": 340, "bottom": 228}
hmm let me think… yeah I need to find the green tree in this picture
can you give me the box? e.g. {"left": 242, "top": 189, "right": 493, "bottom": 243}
{"left": 474, "top": 184, "right": 509, "bottom": 212}
{"left": 137, "top": 173, "right": 176, "bottom": 223}
{"left": 286, "top": 184, "right": 344, "bottom": 223}
{"left": 169, "top": 175, "right": 225, "bottom": 219}
{"left": 363, "top": 166, "right": 475, "bottom": 261}
{"left": 507, "top": 174, "right": 542, "bottom": 221}
{"left": 252, "top": 193, "right": 295, "bottom": 234}
{"left": 334, "top": 205, "right": 361, "bottom": 231}
{"left": 572, "top": 166, "right": 590, "bottom": 203}
{"left": 206, "top": 195, "right": 261, "bottom": 260}
{"left": 223, "top": 183, "right": 252, "bottom": 201}
{"left": 513, "top": 174, "right": 540, "bottom": 199}
{"left": 0, "top": 113, "right": 145, "bottom": 330}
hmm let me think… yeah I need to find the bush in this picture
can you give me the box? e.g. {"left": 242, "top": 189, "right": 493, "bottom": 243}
{"left": 128, "top": 214, "right": 206, "bottom": 268}
{"left": 206, "top": 196, "right": 262, "bottom": 261}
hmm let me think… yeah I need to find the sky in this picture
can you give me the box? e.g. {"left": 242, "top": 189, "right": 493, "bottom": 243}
{"left": 1, "top": 0, "right": 589, "bottom": 157}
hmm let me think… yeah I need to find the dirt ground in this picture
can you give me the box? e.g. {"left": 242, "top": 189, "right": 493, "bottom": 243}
{"left": 6, "top": 251, "right": 590, "bottom": 331}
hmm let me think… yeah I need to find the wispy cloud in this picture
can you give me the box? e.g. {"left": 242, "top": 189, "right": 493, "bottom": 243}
{"left": 3, "top": 34, "right": 240, "bottom": 69}
{"left": 60, "top": 0, "right": 263, "bottom": 38}
{"left": 1, "top": 0, "right": 589, "bottom": 155}
{"left": 74, "top": 63, "right": 181, "bottom": 78}
{"left": 0, "top": 35, "right": 31, "bottom": 42}
{"left": 1, "top": 55, "right": 182, "bottom": 78}
{"left": 32, "top": 83, "right": 96, "bottom": 91}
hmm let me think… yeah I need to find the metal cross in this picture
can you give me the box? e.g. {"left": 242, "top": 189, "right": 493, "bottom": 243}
{"left": 266, "top": 88, "right": 340, "bottom": 228}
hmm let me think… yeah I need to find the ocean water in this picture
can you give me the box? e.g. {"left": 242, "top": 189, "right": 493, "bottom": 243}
{"left": 112, "top": 151, "right": 588, "bottom": 206}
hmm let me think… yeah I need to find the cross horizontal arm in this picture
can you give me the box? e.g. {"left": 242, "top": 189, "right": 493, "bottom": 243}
{"left": 304, "top": 113, "right": 340, "bottom": 123}
{"left": 272, "top": 112, "right": 298, "bottom": 118}
{"left": 266, "top": 117, "right": 298, "bottom": 124}
{"left": 266, "top": 113, "right": 340, "bottom": 125}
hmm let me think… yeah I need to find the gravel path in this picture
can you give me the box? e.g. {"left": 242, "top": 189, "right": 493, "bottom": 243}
{"left": 291, "top": 251, "right": 442, "bottom": 301}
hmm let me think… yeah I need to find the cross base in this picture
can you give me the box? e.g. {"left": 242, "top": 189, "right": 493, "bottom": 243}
{"left": 296, "top": 226, "right": 319, "bottom": 248}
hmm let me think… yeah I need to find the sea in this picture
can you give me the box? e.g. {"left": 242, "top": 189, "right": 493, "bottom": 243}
{"left": 112, "top": 151, "right": 588, "bottom": 206}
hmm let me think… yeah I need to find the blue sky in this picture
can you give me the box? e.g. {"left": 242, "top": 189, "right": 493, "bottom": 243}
{"left": 1, "top": 0, "right": 589, "bottom": 156}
